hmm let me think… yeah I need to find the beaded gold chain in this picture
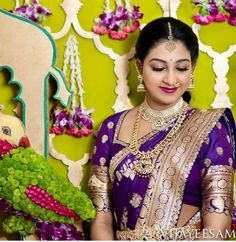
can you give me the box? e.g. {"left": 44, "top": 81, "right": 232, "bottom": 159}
{"left": 142, "top": 98, "right": 184, "bottom": 131}
{"left": 130, "top": 102, "right": 188, "bottom": 178}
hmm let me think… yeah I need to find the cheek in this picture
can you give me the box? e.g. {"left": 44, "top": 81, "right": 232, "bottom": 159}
{"left": 142, "top": 71, "right": 164, "bottom": 85}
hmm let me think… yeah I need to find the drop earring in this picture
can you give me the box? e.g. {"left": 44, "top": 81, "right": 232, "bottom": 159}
{"left": 137, "top": 74, "right": 145, "bottom": 92}
{"left": 188, "top": 74, "right": 195, "bottom": 90}
{"left": 135, "top": 60, "right": 145, "bottom": 92}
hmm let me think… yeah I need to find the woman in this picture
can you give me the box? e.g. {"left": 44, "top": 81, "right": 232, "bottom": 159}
{"left": 88, "top": 17, "right": 236, "bottom": 240}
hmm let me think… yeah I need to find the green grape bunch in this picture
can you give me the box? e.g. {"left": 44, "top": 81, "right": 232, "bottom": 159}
{"left": 0, "top": 147, "right": 96, "bottom": 238}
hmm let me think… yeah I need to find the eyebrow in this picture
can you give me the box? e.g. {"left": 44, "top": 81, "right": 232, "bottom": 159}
{"left": 149, "top": 58, "right": 191, "bottom": 63}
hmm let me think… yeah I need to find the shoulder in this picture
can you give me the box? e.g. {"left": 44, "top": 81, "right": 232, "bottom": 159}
{"left": 101, "top": 110, "right": 129, "bottom": 128}
{"left": 95, "top": 110, "right": 130, "bottom": 137}
{"left": 194, "top": 107, "right": 234, "bottom": 125}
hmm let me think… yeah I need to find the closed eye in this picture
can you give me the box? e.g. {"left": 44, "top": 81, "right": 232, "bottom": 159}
{"left": 177, "top": 68, "right": 189, "bottom": 72}
{"left": 152, "top": 67, "right": 166, "bottom": 72}
{"left": 2, "top": 126, "right": 11, "bottom": 136}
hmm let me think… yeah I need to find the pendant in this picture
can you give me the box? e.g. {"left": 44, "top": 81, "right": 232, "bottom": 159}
{"left": 133, "top": 158, "right": 155, "bottom": 178}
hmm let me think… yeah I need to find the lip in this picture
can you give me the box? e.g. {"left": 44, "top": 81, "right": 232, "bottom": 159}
{"left": 160, "top": 87, "right": 178, "bottom": 94}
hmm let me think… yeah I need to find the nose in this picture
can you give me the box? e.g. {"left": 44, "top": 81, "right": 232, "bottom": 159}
{"left": 163, "top": 70, "right": 176, "bottom": 87}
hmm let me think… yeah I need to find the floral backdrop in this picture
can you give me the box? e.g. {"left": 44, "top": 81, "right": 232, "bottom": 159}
{"left": 0, "top": 0, "right": 236, "bottom": 237}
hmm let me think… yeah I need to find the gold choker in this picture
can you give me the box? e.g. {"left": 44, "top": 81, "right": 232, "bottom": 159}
{"left": 141, "top": 98, "right": 185, "bottom": 131}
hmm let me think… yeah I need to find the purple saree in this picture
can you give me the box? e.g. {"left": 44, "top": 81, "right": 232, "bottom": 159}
{"left": 89, "top": 105, "right": 235, "bottom": 240}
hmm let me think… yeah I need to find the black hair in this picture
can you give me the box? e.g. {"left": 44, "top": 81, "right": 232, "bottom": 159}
{"left": 135, "top": 17, "right": 199, "bottom": 65}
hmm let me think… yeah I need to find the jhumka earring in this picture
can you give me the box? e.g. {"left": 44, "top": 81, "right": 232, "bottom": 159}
{"left": 165, "top": 22, "right": 176, "bottom": 52}
{"left": 135, "top": 61, "right": 145, "bottom": 92}
{"left": 188, "top": 74, "right": 195, "bottom": 90}
{"left": 137, "top": 74, "right": 146, "bottom": 92}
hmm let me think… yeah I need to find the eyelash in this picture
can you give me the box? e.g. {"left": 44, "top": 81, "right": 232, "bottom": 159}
{"left": 152, "top": 67, "right": 189, "bottom": 72}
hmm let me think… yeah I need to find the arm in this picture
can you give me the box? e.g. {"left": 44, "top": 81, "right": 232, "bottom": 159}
{"left": 196, "top": 213, "right": 232, "bottom": 240}
{"left": 198, "top": 109, "right": 235, "bottom": 240}
{"left": 88, "top": 118, "right": 115, "bottom": 240}
{"left": 90, "top": 211, "right": 114, "bottom": 240}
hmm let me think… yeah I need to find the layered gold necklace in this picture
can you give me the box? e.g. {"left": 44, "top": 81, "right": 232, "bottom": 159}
{"left": 142, "top": 98, "right": 185, "bottom": 131}
{"left": 130, "top": 100, "right": 188, "bottom": 178}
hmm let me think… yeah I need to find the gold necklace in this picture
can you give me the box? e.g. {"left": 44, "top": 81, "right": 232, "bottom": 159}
{"left": 142, "top": 98, "right": 184, "bottom": 131}
{"left": 130, "top": 102, "right": 188, "bottom": 178}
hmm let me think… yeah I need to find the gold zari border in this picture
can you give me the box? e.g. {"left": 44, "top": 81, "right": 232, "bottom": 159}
{"left": 88, "top": 165, "right": 112, "bottom": 212}
{"left": 202, "top": 165, "right": 234, "bottom": 216}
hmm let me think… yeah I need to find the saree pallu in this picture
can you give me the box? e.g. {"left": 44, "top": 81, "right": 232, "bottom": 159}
{"left": 89, "top": 106, "right": 235, "bottom": 240}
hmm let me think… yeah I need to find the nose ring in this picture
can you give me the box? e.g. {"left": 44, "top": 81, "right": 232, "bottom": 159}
{"left": 173, "top": 81, "right": 180, "bottom": 88}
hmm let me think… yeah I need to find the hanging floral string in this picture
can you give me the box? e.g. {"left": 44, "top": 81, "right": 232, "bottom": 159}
{"left": 10, "top": 0, "right": 51, "bottom": 24}
{"left": 192, "top": 0, "right": 236, "bottom": 25}
{"left": 92, "top": 0, "right": 143, "bottom": 40}
{"left": 50, "top": 35, "right": 94, "bottom": 138}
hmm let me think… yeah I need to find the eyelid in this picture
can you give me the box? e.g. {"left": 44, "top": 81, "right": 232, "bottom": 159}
{"left": 176, "top": 67, "right": 189, "bottom": 71}
{"left": 152, "top": 67, "right": 166, "bottom": 71}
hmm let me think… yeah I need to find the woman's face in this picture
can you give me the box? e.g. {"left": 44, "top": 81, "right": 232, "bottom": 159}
{"left": 139, "top": 40, "right": 193, "bottom": 110}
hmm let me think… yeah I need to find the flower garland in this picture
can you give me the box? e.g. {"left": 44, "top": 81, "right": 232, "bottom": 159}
{"left": 192, "top": 0, "right": 236, "bottom": 25}
{"left": 10, "top": 0, "right": 51, "bottom": 24}
{"left": 50, "top": 106, "right": 93, "bottom": 138}
{"left": 50, "top": 35, "right": 94, "bottom": 138}
{"left": 92, "top": 0, "right": 143, "bottom": 40}
{"left": 0, "top": 146, "right": 96, "bottom": 239}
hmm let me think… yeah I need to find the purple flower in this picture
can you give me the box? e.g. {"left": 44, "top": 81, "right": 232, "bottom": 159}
{"left": 10, "top": 0, "right": 51, "bottom": 24}
{"left": 209, "top": 3, "right": 218, "bottom": 15}
{"left": 225, "top": 0, "right": 236, "bottom": 13}
{"left": 131, "top": 5, "right": 143, "bottom": 21}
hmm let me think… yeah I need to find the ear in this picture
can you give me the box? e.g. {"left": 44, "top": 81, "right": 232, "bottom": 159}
{"left": 135, "top": 59, "right": 143, "bottom": 74}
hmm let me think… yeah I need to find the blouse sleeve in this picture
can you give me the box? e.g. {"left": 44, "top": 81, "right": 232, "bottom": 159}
{"left": 88, "top": 119, "right": 115, "bottom": 212}
{"left": 199, "top": 108, "right": 236, "bottom": 217}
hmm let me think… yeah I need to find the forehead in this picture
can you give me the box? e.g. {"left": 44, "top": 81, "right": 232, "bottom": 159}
{"left": 145, "top": 40, "right": 191, "bottom": 62}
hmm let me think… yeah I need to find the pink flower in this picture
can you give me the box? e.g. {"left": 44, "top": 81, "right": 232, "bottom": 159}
{"left": 194, "top": 13, "right": 214, "bottom": 24}
{"left": 0, "top": 140, "right": 16, "bottom": 158}
{"left": 92, "top": 24, "right": 108, "bottom": 35}
{"left": 213, "top": 13, "right": 228, "bottom": 22}
{"left": 50, "top": 127, "right": 63, "bottom": 135}
{"left": 109, "top": 30, "right": 128, "bottom": 40}
{"left": 82, "top": 129, "right": 92, "bottom": 137}
{"left": 75, "top": 129, "right": 83, "bottom": 138}
{"left": 228, "top": 15, "right": 236, "bottom": 25}
{"left": 122, "top": 22, "right": 140, "bottom": 33}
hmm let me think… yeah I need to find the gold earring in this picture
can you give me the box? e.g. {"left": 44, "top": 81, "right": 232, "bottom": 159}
{"left": 137, "top": 74, "right": 146, "bottom": 92}
{"left": 188, "top": 74, "right": 195, "bottom": 90}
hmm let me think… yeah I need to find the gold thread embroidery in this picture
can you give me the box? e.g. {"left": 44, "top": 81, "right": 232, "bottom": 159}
{"left": 120, "top": 207, "right": 128, "bottom": 230}
{"left": 227, "top": 135, "right": 231, "bottom": 143}
{"left": 93, "top": 145, "right": 97, "bottom": 155}
{"left": 130, "top": 193, "right": 142, "bottom": 208}
{"left": 88, "top": 165, "right": 112, "bottom": 212}
{"left": 204, "top": 158, "right": 211, "bottom": 168}
{"left": 99, "top": 157, "right": 106, "bottom": 166}
{"left": 202, "top": 165, "right": 233, "bottom": 216}
{"left": 113, "top": 111, "right": 129, "bottom": 146}
{"left": 228, "top": 157, "right": 233, "bottom": 166}
{"left": 102, "top": 135, "right": 108, "bottom": 143}
{"left": 204, "top": 137, "right": 210, "bottom": 145}
{"left": 107, "top": 121, "right": 114, "bottom": 129}
{"left": 216, "top": 147, "right": 223, "bottom": 155}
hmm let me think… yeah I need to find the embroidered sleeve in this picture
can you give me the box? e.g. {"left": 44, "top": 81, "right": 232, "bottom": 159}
{"left": 202, "top": 165, "right": 234, "bottom": 216}
{"left": 88, "top": 165, "right": 112, "bottom": 212}
{"left": 200, "top": 108, "right": 235, "bottom": 216}
{"left": 88, "top": 120, "right": 114, "bottom": 212}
